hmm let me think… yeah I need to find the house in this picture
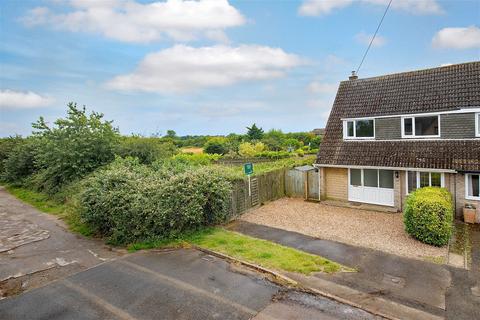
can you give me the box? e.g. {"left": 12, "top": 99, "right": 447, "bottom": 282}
{"left": 315, "top": 61, "right": 480, "bottom": 219}
{"left": 312, "top": 128, "right": 325, "bottom": 136}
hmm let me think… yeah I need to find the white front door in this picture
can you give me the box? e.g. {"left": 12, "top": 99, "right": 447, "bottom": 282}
{"left": 348, "top": 169, "right": 395, "bottom": 207}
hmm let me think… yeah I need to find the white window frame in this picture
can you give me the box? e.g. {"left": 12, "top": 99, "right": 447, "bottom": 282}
{"left": 405, "top": 171, "right": 445, "bottom": 195}
{"left": 475, "top": 113, "right": 480, "bottom": 138}
{"left": 343, "top": 118, "right": 375, "bottom": 140}
{"left": 401, "top": 115, "right": 441, "bottom": 139}
{"left": 465, "top": 173, "right": 480, "bottom": 200}
{"left": 348, "top": 169, "right": 394, "bottom": 189}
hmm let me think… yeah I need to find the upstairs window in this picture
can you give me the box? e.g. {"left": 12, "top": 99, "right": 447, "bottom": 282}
{"left": 402, "top": 115, "right": 440, "bottom": 138}
{"left": 344, "top": 119, "right": 375, "bottom": 139}
{"left": 476, "top": 113, "right": 480, "bottom": 137}
{"left": 466, "top": 174, "right": 480, "bottom": 200}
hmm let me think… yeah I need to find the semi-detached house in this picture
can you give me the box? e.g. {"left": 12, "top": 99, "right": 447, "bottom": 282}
{"left": 315, "top": 61, "right": 480, "bottom": 219}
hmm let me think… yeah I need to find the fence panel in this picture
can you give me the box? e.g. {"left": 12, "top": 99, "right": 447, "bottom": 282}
{"left": 285, "top": 169, "right": 305, "bottom": 198}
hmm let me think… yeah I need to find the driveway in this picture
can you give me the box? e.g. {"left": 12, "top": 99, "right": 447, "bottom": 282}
{"left": 0, "top": 249, "right": 381, "bottom": 320}
{"left": 228, "top": 220, "right": 480, "bottom": 320}
{"left": 0, "top": 186, "right": 121, "bottom": 297}
{"left": 240, "top": 198, "right": 447, "bottom": 261}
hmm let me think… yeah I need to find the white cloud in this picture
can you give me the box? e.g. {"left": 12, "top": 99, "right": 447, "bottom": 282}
{"left": 355, "top": 31, "right": 386, "bottom": 47}
{"left": 106, "top": 44, "right": 304, "bottom": 94}
{"left": 307, "top": 81, "right": 338, "bottom": 94}
{"left": 299, "top": 0, "right": 443, "bottom": 16}
{"left": 21, "top": 0, "right": 246, "bottom": 43}
{"left": 0, "top": 90, "right": 54, "bottom": 109}
{"left": 432, "top": 26, "right": 480, "bottom": 49}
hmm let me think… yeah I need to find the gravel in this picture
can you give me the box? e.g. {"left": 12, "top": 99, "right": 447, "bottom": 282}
{"left": 240, "top": 198, "right": 447, "bottom": 261}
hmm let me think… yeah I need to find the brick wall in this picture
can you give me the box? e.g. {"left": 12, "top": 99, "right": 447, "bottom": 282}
{"left": 455, "top": 173, "right": 480, "bottom": 220}
{"left": 324, "top": 167, "right": 348, "bottom": 201}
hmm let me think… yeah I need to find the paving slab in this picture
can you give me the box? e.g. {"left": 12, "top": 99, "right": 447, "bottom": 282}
{"left": 0, "top": 186, "right": 121, "bottom": 296}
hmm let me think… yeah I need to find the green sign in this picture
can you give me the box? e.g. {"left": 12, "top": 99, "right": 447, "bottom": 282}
{"left": 244, "top": 163, "right": 254, "bottom": 175}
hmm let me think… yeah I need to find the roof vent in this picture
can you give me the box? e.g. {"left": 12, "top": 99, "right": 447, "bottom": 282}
{"left": 349, "top": 71, "right": 358, "bottom": 80}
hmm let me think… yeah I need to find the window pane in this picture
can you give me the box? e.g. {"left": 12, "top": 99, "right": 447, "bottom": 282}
{"left": 350, "top": 169, "right": 361, "bottom": 186}
{"left": 355, "top": 120, "right": 374, "bottom": 137}
{"left": 379, "top": 170, "right": 394, "bottom": 189}
{"left": 420, "top": 172, "right": 430, "bottom": 188}
{"left": 364, "top": 169, "right": 378, "bottom": 187}
{"left": 408, "top": 171, "right": 417, "bottom": 193}
{"left": 477, "top": 114, "right": 480, "bottom": 135}
{"left": 404, "top": 118, "right": 413, "bottom": 135}
{"left": 347, "top": 121, "right": 354, "bottom": 137}
{"left": 415, "top": 116, "right": 438, "bottom": 136}
{"left": 431, "top": 172, "right": 441, "bottom": 187}
{"left": 468, "top": 174, "right": 480, "bottom": 197}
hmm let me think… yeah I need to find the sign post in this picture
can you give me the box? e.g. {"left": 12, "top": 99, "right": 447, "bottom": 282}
{"left": 244, "top": 163, "right": 254, "bottom": 196}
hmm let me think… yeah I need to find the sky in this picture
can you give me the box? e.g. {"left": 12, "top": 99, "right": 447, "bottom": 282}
{"left": 0, "top": 0, "right": 479, "bottom": 137}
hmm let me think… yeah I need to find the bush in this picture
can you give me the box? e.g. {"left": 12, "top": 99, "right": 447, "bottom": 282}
{"left": 204, "top": 137, "right": 228, "bottom": 155}
{"left": 116, "top": 136, "right": 177, "bottom": 164}
{"left": 403, "top": 187, "right": 453, "bottom": 246}
{"left": 254, "top": 151, "right": 291, "bottom": 159}
{"left": 78, "top": 158, "right": 232, "bottom": 244}
{"left": 2, "top": 138, "right": 38, "bottom": 183}
{"left": 0, "top": 135, "right": 25, "bottom": 177}
{"left": 238, "top": 142, "right": 266, "bottom": 157}
{"left": 32, "top": 103, "right": 119, "bottom": 193}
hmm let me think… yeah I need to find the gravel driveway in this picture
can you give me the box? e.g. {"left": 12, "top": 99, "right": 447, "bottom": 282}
{"left": 240, "top": 198, "right": 447, "bottom": 261}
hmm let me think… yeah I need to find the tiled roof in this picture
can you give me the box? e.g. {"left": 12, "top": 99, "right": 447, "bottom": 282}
{"left": 316, "top": 61, "right": 480, "bottom": 171}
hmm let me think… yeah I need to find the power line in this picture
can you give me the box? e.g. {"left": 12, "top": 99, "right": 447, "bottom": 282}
{"left": 356, "top": 0, "right": 393, "bottom": 75}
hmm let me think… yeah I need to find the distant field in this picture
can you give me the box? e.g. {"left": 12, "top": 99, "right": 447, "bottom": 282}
{"left": 181, "top": 147, "right": 204, "bottom": 154}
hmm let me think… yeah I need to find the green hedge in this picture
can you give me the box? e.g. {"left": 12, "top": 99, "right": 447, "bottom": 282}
{"left": 403, "top": 187, "right": 453, "bottom": 246}
{"left": 77, "top": 158, "right": 231, "bottom": 245}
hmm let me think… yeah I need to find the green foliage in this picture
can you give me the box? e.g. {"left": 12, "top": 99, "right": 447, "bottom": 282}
{"left": 116, "top": 136, "right": 176, "bottom": 164}
{"left": 0, "top": 135, "right": 25, "bottom": 176}
{"left": 403, "top": 187, "right": 453, "bottom": 246}
{"left": 204, "top": 137, "right": 228, "bottom": 155}
{"left": 2, "top": 138, "right": 38, "bottom": 183}
{"left": 246, "top": 123, "right": 264, "bottom": 141}
{"left": 282, "top": 138, "right": 303, "bottom": 151}
{"left": 78, "top": 158, "right": 232, "bottom": 244}
{"left": 254, "top": 151, "right": 291, "bottom": 159}
{"left": 238, "top": 142, "right": 266, "bottom": 157}
{"left": 32, "top": 103, "right": 119, "bottom": 193}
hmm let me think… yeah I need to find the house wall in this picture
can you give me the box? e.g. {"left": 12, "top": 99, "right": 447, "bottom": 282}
{"left": 324, "top": 167, "right": 348, "bottom": 201}
{"left": 441, "top": 113, "right": 477, "bottom": 139}
{"left": 454, "top": 173, "right": 480, "bottom": 220}
{"left": 372, "top": 113, "right": 477, "bottom": 140}
{"left": 376, "top": 117, "right": 401, "bottom": 140}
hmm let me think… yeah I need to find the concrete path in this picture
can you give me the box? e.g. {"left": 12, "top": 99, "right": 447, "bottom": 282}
{"left": 0, "top": 186, "right": 121, "bottom": 297}
{"left": 228, "top": 221, "right": 455, "bottom": 318}
{"left": 0, "top": 249, "right": 382, "bottom": 320}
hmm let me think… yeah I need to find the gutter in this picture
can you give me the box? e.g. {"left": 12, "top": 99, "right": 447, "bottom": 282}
{"left": 313, "top": 163, "right": 457, "bottom": 173}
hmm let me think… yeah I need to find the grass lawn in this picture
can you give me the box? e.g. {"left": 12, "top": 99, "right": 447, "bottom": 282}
{"left": 129, "top": 227, "right": 352, "bottom": 275}
{"left": 3, "top": 185, "right": 93, "bottom": 236}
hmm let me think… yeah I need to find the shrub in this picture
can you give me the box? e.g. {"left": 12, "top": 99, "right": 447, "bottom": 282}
{"left": 403, "top": 187, "right": 453, "bottom": 246}
{"left": 0, "top": 135, "right": 25, "bottom": 177}
{"left": 32, "top": 103, "right": 119, "bottom": 193}
{"left": 2, "top": 138, "right": 38, "bottom": 184}
{"left": 254, "top": 151, "right": 291, "bottom": 159}
{"left": 238, "top": 142, "right": 266, "bottom": 157}
{"left": 204, "top": 137, "right": 228, "bottom": 155}
{"left": 282, "top": 138, "right": 303, "bottom": 151}
{"left": 116, "top": 136, "right": 177, "bottom": 164}
{"left": 78, "top": 159, "right": 232, "bottom": 244}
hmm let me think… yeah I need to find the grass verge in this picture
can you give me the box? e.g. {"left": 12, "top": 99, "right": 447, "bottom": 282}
{"left": 3, "top": 185, "right": 93, "bottom": 236}
{"left": 128, "top": 227, "right": 352, "bottom": 275}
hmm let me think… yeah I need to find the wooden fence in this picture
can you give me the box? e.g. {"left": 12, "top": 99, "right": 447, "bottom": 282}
{"left": 229, "top": 167, "right": 318, "bottom": 219}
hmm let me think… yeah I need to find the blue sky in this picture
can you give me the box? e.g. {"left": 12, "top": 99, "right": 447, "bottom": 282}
{"left": 1, "top": 0, "right": 479, "bottom": 137}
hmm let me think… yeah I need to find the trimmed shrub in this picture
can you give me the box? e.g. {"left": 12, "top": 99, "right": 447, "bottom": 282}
{"left": 403, "top": 187, "right": 453, "bottom": 246}
{"left": 254, "top": 151, "right": 291, "bottom": 159}
{"left": 78, "top": 158, "right": 231, "bottom": 244}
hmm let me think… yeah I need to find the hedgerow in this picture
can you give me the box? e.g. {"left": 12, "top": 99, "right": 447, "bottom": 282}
{"left": 403, "top": 187, "right": 453, "bottom": 246}
{"left": 77, "top": 158, "right": 231, "bottom": 244}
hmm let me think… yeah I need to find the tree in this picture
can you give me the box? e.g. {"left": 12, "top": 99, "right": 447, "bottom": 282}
{"left": 165, "top": 130, "right": 177, "bottom": 139}
{"left": 203, "top": 137, "right": 228, "bottom": 155}
{"left": 32, "top": 102, "right": 119, "bottom": 193}
{"left": 262, "top": 129, "right": 284, "bottom": 151}
{"left": 116, "top": 136, "right": 177, "bottom": 164}
{"left": 246, "top": 123, "right": 264, "bottom": 141}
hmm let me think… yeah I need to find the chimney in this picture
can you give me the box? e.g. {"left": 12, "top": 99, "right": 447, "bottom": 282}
{"left": 349, "top": 71, "right": 358, "bottom": 80}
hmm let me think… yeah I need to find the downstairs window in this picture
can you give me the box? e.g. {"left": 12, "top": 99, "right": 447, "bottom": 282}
{"left": 466, "top": 174, "right": 480, "bottom": 200}
{"left": 406, "top": 171, "right": 444, "bottom": 194}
